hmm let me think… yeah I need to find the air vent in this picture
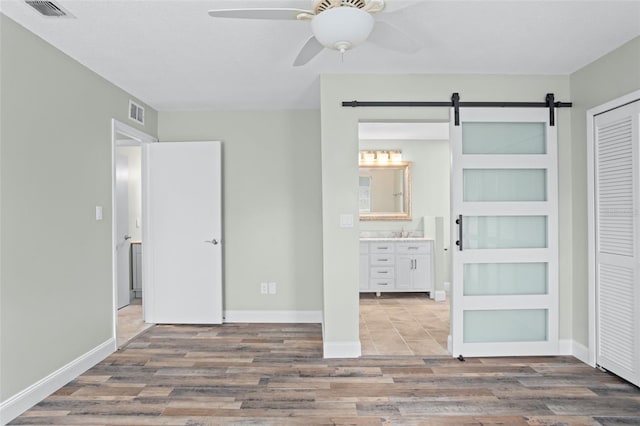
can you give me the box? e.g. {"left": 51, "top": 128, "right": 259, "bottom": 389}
{"left": 25, "top": 1, "right": 74, "bottom": 18}
{"left": 128, "top": 101, "right": 145, "bottom": 125}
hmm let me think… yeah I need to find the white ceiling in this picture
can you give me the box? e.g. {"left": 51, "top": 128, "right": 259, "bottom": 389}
{"left": 2, "top": 0, "right": 639, "bottom": 111}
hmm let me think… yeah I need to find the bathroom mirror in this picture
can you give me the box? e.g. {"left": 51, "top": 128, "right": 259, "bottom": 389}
{"left": 359, "top": 162, "right": 411, "bottom": 221}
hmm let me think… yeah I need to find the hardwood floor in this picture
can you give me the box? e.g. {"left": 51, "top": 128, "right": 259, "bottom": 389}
{"left": 360, "top": 293, "right": 449, "bottom": 356}
{"left": 11, "top": 323, "right": 640, "bottom": 425}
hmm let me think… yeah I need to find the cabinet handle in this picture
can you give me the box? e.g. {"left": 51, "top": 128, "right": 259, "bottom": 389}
{"left": 378, "top": 271, "right": 388, "bottom": 274}
{"left": 408, "top": 247, "right": 418, "bottom": 250}
{"left": 379, "top": 282, "right": 389, "bottom": 286}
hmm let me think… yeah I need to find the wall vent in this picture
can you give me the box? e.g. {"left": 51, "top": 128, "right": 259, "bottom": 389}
{"left": 129, "top": 101, "right": 145, "bottom": 125}
{"left": 25, "top": 1, "right": 75, "bottom": 18}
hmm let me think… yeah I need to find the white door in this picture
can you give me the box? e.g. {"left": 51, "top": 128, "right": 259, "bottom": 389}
{"left": 115, "top": 153, "right": 131, "bottom": 309}
{"left": 143, "top": 141, "right": 222, "bottom": 324}
{"left": 451, "top": 108, "right": 558, "bottom": 357}
{"left": 594, "top": 100, "right": 640, "bottom": 386}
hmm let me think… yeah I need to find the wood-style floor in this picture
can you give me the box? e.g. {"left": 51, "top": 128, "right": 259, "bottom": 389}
{"left": 11, "top": 323, "right": 640, "bottom": 425}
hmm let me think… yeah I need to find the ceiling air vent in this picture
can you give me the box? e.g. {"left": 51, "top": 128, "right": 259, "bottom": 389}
{"left": 25, "top": 1, "right": 74, "bottom": 18}
{"left": 129, "top": 101, "right": 145, "bottom": 125}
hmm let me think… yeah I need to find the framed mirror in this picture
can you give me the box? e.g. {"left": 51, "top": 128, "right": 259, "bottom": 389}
{"left": 359, "top": 161, "right": 411, "bottom": 221}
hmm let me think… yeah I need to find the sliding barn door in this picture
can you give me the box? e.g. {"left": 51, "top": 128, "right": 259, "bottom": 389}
{"left": 451, "top": 108, "right": 558, "bottom": 357}
{"left": 594, "top": 100, "right": 640, "bottom": 386}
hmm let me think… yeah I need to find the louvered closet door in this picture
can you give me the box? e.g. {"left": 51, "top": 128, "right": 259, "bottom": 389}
{"left": 595, "top": 100, "right": 640, "bottom": 387}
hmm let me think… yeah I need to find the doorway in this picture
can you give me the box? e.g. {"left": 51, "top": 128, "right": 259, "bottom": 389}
{"left": 357, "top": 121, "right": 452, "bottom": 356}
{"left": 111, "top": 120, "right": 157, "bottom": 347}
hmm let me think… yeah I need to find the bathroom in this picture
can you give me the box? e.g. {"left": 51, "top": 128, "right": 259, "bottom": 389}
{"left": 358, "top": 121, "right": 452, "bottom": 356}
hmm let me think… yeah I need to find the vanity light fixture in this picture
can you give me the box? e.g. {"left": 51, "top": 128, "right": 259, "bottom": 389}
{"left": 376, "top": 151, "right": 389, "bottom": 163}
{"left": 361, "top": 151, "right": 376, "bottom": 163}
{"left": 390, "top": 151, "right": 402, "bottom": 162}
{"left": 359, "top": 150, "right": 402, "bottom": 165}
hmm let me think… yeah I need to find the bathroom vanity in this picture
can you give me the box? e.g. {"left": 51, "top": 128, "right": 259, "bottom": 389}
{"left": 359, "top": 238, "right": 434, "bottom": 296}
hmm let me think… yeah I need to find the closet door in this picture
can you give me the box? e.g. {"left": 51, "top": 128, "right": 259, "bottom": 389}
{"left": 594, "top": 100, "right": 640, "bottom": 386}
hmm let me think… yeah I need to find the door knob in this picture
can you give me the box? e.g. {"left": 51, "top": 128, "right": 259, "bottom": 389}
{"left": 124, "top": 234, "right": 132, "bottom": 240}
{"left": 204, "top": 238, "right": 219, "bottom": 245}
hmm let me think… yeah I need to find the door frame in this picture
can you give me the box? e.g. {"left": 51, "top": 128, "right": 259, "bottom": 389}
{"left": 111, "top": 119, "right": 158, "bottom": 347}
{"left": 587, "top": 89, "right": 640, "bottom": 368}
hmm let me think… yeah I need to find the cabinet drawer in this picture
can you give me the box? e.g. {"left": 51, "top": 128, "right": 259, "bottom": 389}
{"left": 371, "top": 266, "right": 394, "bottom": 279}
{"left": 396, "top": 242, "right": 430, "bottom": 254}
{"left": 359, "top": 242, "right": 369, "bottom": 254}
{"left": 370, "top": 279, "right": 393, "bottom": 291}
{"left": 370, "top": 243, "right": 395, "bottom": 254}
{"left": 370, "top": 254, "right": 395, "bottom": 266}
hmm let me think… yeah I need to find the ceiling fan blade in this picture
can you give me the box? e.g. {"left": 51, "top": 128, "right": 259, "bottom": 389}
{"left": 368, "top": 21, "right": 421, "bottom": 53}
{"left": 208, "top": 8, "right": 312, "bottom": 20}
{"left": 293, "top": 36, "right": 325, "bottom": 67}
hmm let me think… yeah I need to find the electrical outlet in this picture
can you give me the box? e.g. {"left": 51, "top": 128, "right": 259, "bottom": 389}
{"left": 260, "top": 282, "right": 268, "bottom": 294}
{"left": 444, "top": 281, "right": 451, "bottom": 293}
{"left": 268, "top": 282, "right": 277, "bottom": 295}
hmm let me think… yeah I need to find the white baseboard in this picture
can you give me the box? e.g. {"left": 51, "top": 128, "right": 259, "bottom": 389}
{"left": 558, "top": 339, "right": 590, "bottom": 365}
{"left": 323, "top": 341, "right": 361, "bottom": 359}
{"left": 572, "top": 340, "right": 590, "bottom": 365}
{"left": 0, "top": 338, "right": 115, "bottom": 425}
{"left": 559, "top": 339, "right": 572, "bottom": 355}
{"left": 223, "top": 310, "right": 322, "bottom": 324}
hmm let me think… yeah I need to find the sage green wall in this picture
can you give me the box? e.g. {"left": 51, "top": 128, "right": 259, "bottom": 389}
{"left": 320, "top": 74, "right": 572, "bottom": 347}
{"left": 0, "top": 15, "right": 157, "bottom": 401}
{"left": 569, "top": 36, "right": 640, "bottom": 347}
{"left": 157, "top": 110, "right": 323, "bottom": 313}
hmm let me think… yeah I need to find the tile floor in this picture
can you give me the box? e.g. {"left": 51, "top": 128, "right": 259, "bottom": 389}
{"left": 117, "top": 299, "right": 153, "bottom": 347}
{"left": 360, "top": 292, "right": 450, "bottom": 356}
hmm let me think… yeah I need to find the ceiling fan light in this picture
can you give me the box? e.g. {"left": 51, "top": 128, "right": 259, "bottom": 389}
{"left": 311, "top": 7, "right": 374, "bottom": 52}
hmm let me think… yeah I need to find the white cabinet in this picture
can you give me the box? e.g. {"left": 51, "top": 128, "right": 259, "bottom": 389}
{"left": 360, "top": 239, "right": 433, "bottom": 295}
{"left": 395, "top": 242, "right": 431, "bottom": 291}
{"left": 359, "top": 243, "right": 369, "bottom": 291}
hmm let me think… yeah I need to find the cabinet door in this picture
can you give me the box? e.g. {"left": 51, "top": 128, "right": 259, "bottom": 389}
{"left": 359, "top": 253, "right": 369, "bottom": 291}
{"left": 412, "top": 255, "right": 432, "bottom": 291}
{"left": 395, "top": 255, "right": 413, "bottom": 290}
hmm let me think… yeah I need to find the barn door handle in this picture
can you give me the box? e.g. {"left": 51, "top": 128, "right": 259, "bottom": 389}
{"left": 455, "top": 215, "right": 463, "bottom": 251}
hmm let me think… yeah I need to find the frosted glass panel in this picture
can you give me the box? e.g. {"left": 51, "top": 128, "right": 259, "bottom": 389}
{"left": 464, "top": 263, "right": 548, "bottom": 295}
{"left": 464, "top": 169, "right": 547, "bottom": 202}
{"left": 463, "top": 216, "right": 547, "bottom": 249}
{"left": 462, "top": 122, "right": 546, "bottom": 154}
{"left": 464, "top": 310, "right": 548, "bottom": 343}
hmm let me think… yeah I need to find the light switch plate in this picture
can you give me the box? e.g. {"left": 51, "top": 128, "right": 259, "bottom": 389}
{"left": 339, "top": 214, "right": 354, "bottom": 228}
{"left": 95, "top": 206, "right": 103, "bottom": 221}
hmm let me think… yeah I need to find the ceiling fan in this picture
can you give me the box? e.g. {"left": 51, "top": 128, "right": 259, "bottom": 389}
{"left": 208, "top": 0, "right": 420, "bottom": 66}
